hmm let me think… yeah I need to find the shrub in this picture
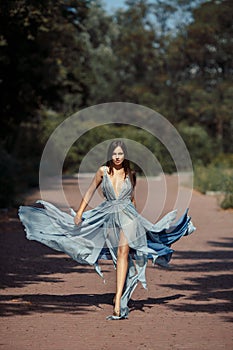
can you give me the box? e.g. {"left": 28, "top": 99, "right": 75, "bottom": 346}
{"left": 220, "top": 176, "right": 233, "bottom": 209}
{"left": 211, "top": 153, "right": 233, "bottom": 169}
{"left": 194, "top": 163, "right": 233, "bottom": 209}
{"left": 178, "top": 123, "right": 215, "bottom": 165}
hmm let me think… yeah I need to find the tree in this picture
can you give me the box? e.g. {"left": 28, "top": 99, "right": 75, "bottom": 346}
{"left": 0, "top": 0, "right": 93, "bottom": 151}
{"left": 166, "top": 0, "right": 233, "bottom": 151}
{"left": 0, "top": 0, "right": 95, "bottom": 206}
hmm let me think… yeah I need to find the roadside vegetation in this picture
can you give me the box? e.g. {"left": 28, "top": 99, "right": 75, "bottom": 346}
{"left": 1, "top": 0, "right": 232, "bottom": 208}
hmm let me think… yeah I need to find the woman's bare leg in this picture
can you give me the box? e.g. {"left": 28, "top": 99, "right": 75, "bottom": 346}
{"left": 114, "top": 231, "right": 129, "bottom": 315}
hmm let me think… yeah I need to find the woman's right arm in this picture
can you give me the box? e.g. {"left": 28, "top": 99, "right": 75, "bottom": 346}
{"left": 74, "top": 166, "right": 104, "bottom": 225}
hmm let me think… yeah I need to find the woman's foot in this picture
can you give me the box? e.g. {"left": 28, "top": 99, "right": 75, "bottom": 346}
{"left": 113, "top": 296, "right": 121, "bottom": 317}
{"left": 113, "top": 308, "right": 120, "bottom": 317}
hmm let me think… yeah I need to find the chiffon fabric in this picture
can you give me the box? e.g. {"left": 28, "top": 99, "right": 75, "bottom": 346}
{"left": 18, "top": 167, "right": 195, "bottom": 320}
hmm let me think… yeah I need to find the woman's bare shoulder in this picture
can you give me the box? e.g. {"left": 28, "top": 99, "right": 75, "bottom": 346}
{"left": 98, "top": 166, "right": 106, "bottom": 177}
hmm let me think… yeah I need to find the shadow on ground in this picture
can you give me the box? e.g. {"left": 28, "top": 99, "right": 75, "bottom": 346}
{"left": 159, "top": 237, "right": 233, "bottom": 322}
{"left": 0, "top": 219, "right": 232, "bottom": 322}
{"left": 0, "top": 292, "right": 184, "bottom": 317}
{"left": 0, "top": 219, "right": 98, "bottom": 290}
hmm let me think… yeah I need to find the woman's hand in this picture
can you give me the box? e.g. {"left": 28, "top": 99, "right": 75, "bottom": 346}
{"left": 74, "top": 213, "right": 82, "bottom": 225}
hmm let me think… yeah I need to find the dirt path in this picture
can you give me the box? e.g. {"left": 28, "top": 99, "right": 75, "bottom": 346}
{"left": 0, "top": 175, "right": 232, "bottom": 350}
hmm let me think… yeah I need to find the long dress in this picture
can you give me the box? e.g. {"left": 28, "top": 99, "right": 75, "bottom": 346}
{"left": 18, "top": 167, "right": 196, "bottom": 319}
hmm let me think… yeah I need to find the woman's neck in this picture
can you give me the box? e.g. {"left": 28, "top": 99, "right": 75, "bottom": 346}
{"left": 113, "top": 165, "right": 124, "bottom": 171}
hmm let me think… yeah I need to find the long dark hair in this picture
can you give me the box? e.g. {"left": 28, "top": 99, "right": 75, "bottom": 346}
{"left": 106, "top": 140, "right": 136, "bottom": 188}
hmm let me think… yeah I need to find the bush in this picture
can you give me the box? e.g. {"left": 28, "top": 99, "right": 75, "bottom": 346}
{"left": 220, "top": 176, "right": 233, "bottom": 209}
{"left": 178, "top": 123, "right": 215, "bottom": 165}
{"left": 194, "top": 165, "right": 225, "bottom": 193}
{"left": 211, "top": 153, "right": 233, "bottom": 169}
{"left": 64, "top": 124, "right": 176, "bottom": 175}
{"left": 194, "top": 162, "right": 233, "bottom": 209}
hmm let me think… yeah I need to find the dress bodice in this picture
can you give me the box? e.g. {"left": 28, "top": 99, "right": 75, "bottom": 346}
{"left": 101, "top": 167, "right": 133, "bottom": 201}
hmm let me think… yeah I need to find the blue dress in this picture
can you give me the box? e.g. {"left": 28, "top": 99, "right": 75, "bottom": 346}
{"left": 18, "top": 167, "right": 195, "bottom": 320}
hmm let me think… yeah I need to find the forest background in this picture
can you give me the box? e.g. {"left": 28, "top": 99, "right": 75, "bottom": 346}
{"left": 0, "top": 0, "right": 232, "bottom": 208}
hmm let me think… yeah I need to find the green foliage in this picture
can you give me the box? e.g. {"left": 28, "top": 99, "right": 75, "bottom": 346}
{"left": 194, "top": 164, "right": 226, "bottom": 193}
{"left": 220, "top": 176, "right": 233, "bottom": 209}
{"left": 0, "top": 122, "right": 41, "bottom": 207}
{"left": 211, "top": 153, "right": 233, "bottom": 169}
{"left": 167, "top": 0, "right": 233, "bottom": 152}
{"left": 1, "top": 0, "right": 232, "bottom": 207}
{"left": 64, "top": 124, "right": 175, "bottom": 174}
{"left": 0, "top": 0, "right": 93, "bottom": 149}
{"left": 177, "top": 123, "right": 215, "bottom": 165}
{"left": 194, "top": 163, "right": 233, "bottom": 209}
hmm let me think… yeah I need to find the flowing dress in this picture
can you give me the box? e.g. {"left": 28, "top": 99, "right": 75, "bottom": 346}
{"left": 18, "top": 167, "right": 195, "bottom": 319}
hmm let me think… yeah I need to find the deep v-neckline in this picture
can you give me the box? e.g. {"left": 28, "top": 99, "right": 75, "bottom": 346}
{"left": 106, "top": 172, "right": 127, "bottom": 199}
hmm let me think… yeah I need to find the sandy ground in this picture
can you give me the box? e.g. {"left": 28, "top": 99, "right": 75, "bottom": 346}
{"left": 0, "top": 174, "right": 232, "bottom": 350}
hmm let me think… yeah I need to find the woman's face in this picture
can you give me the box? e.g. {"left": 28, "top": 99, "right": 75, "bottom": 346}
{"left": 112, "top": 146, "right": 125, "bottom": 167}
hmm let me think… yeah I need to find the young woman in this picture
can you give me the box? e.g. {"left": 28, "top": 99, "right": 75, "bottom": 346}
{"left": 19, "top": 140, "right": 195, "bottom": 320}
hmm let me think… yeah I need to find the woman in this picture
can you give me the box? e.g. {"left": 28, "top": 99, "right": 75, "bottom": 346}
{"left": 19, "top": 140, "right": 195, "bottom": 320}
